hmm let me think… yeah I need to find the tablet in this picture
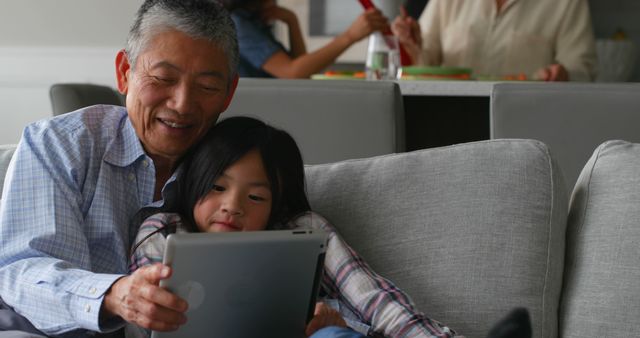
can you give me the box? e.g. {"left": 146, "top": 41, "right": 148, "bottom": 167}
{"left": 151, "top": 229, "right": 328, "bottom": 338}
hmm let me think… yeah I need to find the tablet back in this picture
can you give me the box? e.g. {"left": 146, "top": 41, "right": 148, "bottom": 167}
{"left": 151, "top": 229, "right": 327, "bottom": 338}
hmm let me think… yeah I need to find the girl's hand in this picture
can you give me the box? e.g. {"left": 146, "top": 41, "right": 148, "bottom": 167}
{"left": 392, "top": 7, "right": 423, "bottom": 64}
{"left": 343, "top": 8, "right": 389, "bottom": 44}
{"left": 305, "top": 302, "right": 347, "bottom": 337}
{"left": 262, "top": 5, "right": 297, "bottom": 26}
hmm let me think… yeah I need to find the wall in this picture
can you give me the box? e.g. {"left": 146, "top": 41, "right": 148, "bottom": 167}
{"left": 0, "top": 0, "right": 143, "bottom": 144}
{"left": 589, "top": 0, "right": 640, "bottom": 81}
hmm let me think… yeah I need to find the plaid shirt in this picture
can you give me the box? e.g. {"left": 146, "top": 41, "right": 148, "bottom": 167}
{"left": 129, "top": 212, "right": 457, "bottom": 338}
{"left": 0, "top": 106, "right": 176, "bottom": 336}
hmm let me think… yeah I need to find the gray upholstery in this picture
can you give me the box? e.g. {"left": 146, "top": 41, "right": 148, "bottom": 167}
{"left": 7, "top": 136, "right": 640, "bottom": 338}
{"left": 561, "top": 140, "right": 640, "bottom": 338}
{"left": 49, "top": 83, "right": 124, "bottom": 116}
{"left": 224, "top": 78, "right": 405, "bottom": 164}
{"left": 490, "top": 82, "right": 640, "bottom": 190}
{"left": 0, "top": 144, "right": 16, "bottom": 199}
{"left": 305, "top": 139, "right": 568, "bottom": 338}
{"left": 0, "top": 139, "right": 566, "bottom": 338}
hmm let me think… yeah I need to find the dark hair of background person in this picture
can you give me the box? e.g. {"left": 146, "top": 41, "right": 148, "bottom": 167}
{"left": 218, "top": 0, "right": 262, "bottom": 11}
{"left": 177, "top": 116, "right": 311, "bottom": 232}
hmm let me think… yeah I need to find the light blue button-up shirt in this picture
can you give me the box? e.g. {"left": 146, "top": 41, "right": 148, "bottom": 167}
{"left": 0, "top": 105, "right": 174, "bottom": 336}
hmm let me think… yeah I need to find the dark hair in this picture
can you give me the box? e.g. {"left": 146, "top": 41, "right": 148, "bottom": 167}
{"left": 219, "top": 0, "right": 262, "bottom": 11}
{"left": 126, "top": 0, "right": 239, "bottom": 79}
{"left": 177, "top": 116, "right": 311, "bottom": 232}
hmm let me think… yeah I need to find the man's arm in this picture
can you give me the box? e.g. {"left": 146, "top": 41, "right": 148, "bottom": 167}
{"left": 0, "top": 125, "right": 124, "bottom": 335}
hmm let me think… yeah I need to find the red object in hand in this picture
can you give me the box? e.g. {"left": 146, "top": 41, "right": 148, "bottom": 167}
{"left": 358, "top": 0, "right": 375, "bottom": 10}
{"left": 357, "top": 0, "right": 413, "bottom": 65}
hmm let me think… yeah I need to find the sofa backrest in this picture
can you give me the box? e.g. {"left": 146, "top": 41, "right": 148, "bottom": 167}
{"left": 305, "top": 139, "right": 568, "bottom": 338}
{"left": 560, "top": 140, "right": 640, "bottom": 337}
{"left": 490, "top": 82, "right": 640, "bottom": 191}
{"left": 0, "top": 144, "right": 16, "bottom": 199}
{"left": 224, "top": 78, "right": 405, "bottom": 165}
{"left": 49, "top": 83, "right": 125, "bottom": 116}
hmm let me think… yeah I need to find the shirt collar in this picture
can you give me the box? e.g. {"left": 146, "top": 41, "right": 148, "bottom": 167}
{"left": 103, "top": 112, "right": 147, "bottom": 167}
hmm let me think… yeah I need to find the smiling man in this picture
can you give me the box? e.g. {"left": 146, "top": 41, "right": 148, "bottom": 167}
{"left": 0, "top": 1, "right": 238, "bottom": 337}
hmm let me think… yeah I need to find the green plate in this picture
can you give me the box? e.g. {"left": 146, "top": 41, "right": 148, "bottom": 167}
{"left": 311, "top": 74, "right": 364, "bottom": 80}
{"left": 402, "top": 66, "right": 472, "bottom": 76}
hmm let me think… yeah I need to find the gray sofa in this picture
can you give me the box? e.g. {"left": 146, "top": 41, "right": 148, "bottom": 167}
{"left": 1, "top": 139, "right": 639, "bottom": 338}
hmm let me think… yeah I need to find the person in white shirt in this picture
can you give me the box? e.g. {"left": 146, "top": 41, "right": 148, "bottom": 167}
{"left": 393, "top": 0, "right": 597, "bottom": 81}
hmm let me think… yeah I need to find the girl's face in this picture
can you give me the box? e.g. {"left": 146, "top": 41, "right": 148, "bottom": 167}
{"left": 193, "top": 149, "right": 272, "bottom": 232}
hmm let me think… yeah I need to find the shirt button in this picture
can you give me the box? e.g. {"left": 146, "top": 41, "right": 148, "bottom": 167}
{"left": 128, "top": 173, "right": 135, "bottom": 181}
{"left": 142, "top": 160, "right": 149, "bottom": 167}
{"left": 84, "top": 304, "right": 91, "bottom": 313}
{"left": 89, "top": 287, "right": 97, "bottom": 295}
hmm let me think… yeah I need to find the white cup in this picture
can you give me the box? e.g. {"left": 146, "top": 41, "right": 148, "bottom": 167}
{"left": 365, "top": 32, "right": 402, "bottom": 80}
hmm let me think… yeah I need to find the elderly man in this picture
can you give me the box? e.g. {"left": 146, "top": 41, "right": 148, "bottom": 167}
{"left": 0, "top": 1, "right": 376, "bottom": 337}
{"left": 0, "top": 1, "right": 237, "bottom": 336}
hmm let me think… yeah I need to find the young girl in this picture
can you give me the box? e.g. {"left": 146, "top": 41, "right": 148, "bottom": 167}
{"left": 220, "top": 0, "right": 389, "bottom": 78}
{"left": 128, "top": 116, "right": 457, "bottom": 338}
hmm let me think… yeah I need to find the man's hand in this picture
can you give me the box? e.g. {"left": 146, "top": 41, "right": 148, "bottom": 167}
{"left": 535, "top": 63, "right": 569, "bottom": 81}
{"left": 305, "top": 302, "right": 347, "bottom": 337}
{"left": 102, "top": 264, "right": 188, "bottom": 331}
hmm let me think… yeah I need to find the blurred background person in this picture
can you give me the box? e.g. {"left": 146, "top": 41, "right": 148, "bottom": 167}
{"left": 392, "top": 0, "right": 597, "bottom": 81}
{"left": 221, "top": 0, "right": 388, "bottom": 78}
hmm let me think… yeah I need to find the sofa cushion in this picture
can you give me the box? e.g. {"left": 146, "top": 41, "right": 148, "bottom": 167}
{"left": 305, "top": 139, "right": 567, "bottom": 338}
{"left": 0, "top": 144, "right": 16, "bottom": 198}
{"left": 560, "top": 140, "right": 640, "bottom": 337}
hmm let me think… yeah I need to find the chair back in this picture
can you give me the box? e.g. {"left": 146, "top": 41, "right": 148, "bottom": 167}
{"left": 50, "top": 83, "right": 124, "bottom": 116}
{"left": 224, "top": 79, "right": 405, "bottom": 164}
{"left": 491, "top": 82, "right": 640, "bottom": 189}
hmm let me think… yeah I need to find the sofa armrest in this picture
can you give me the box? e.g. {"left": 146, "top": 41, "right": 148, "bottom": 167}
{"left": 0, "top": 144, "right": 16, "bottom": 199}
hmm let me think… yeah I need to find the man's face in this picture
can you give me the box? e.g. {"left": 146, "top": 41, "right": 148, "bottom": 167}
{"left": 116, "top": 29, "right": 238, "bottom": 165}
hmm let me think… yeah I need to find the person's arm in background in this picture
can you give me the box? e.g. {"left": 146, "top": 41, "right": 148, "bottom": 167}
{"left": 391, "top": 7, "right": 423, "bottom": 65}
{"left": 535, "top": 0, "right": 596, "bottom": 81}
{"left": 261, "top": 4, "right": 306, "bottom": 58}
{"left": 262, "top": 8, "right": 388, "bottom": 78}
{"left": 298, "top": 212, "right": 458, "bottom": 338}
{"left": 392, "top": 0, "right": 443, "bottom": 66}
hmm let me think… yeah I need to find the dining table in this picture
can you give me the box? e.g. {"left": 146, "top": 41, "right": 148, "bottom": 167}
{"left": 312, "top": 66, "right": 527, "bottom": 150}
